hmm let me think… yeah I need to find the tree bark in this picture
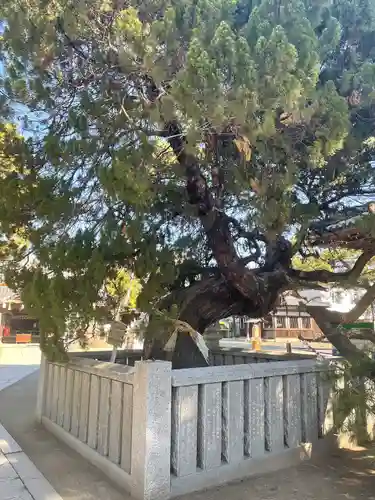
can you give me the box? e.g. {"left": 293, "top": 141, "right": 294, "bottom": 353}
{"left": 306, "top": 304, "right": 375, "bottom": 376}
{"left": 171, "top": 333, "right": 209, "bottom": 369}
{"left": 143, "top": 270, "right": 289, "bottom": 368}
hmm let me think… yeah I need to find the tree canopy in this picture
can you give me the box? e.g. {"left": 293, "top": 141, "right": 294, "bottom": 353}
{"left": 1, "top": 0, "right": 375, "bottom": 364}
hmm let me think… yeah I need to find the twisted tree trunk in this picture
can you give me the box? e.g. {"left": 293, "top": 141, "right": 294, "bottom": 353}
{"left": 143, "top": 269, "right": 289, "bottom": 368}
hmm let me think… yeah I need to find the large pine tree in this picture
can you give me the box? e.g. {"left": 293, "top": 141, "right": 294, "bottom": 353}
{"left": 0, "top": 0, "right": 375, "bottom": 366}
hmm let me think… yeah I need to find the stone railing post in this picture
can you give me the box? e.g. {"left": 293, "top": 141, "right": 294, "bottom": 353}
{"left": 36, "top": 354, "right": 47, "bottom": 422}
{"left": 131, "top": 360, "right": 172, "bottom": 500}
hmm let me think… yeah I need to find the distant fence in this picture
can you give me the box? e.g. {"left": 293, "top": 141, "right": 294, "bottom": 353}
{"left": 82, "top": 348, "right": 144, "bottom": 365}
{"left": 82, "top": 347, "right": 312, "bottom": 366}
{"left": 209, "top": 348, "right": 312, "bottom": 365}
{"left": 37, "top": 351, "right": 339, "bottom": 500}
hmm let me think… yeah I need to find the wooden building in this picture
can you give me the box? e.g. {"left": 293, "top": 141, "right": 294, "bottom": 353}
{"left": 233, "top": 290, "right": 329, "bottom": 340}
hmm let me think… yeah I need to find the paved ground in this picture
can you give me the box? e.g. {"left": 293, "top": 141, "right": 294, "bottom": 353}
{"left": 221, "top": 338, "right": 334, "bottom": 356}
{"left": 0, "top": 370, "right": 127, "bottom": 500}
{"left": 0, "top": 345, "right": 41, "bottom": 367}
{"left": 0, "top": 353, "right": 64, "bottom": 500}
{"left": 0, "top": 365, "right": 39, "bottom": 391}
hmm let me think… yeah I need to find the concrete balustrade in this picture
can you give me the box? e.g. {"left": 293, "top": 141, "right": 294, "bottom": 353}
{"left": 36, "top": 352, "right": 366, "bottom": 500}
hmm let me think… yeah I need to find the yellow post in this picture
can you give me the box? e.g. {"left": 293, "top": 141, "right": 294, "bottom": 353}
{"left": 251, "top": 338, "right": 261, "bottom": 351}
{"left": 251, "top": 323, "right": 262, "bottom": 351}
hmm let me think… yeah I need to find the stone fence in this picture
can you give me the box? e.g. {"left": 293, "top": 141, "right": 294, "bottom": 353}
{"left": 36, "top": 352, "right": 338, "bottom": 500}
{"left": 169, "top": 360, "right": 330, "bottom": 497}
{"left": 209, "top": 347, "right": 312, "bottom": 365}
{"left": 84, "top": 346, "right": 312, "bottom": 366}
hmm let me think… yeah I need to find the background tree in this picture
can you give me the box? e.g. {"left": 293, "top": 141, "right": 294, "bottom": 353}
{"left": 104, "top": 268, "right": 141, "bottom": 321}
{"left": 0, "top": 0, "right": 375, "bottom": 367}
{"left": 104, "top": 268, "right": 142, "bottom": 361}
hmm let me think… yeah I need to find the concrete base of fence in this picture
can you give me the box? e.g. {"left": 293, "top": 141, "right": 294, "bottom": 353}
{"left": 42, "top": 417, "right": 133, "bottom": 493}
{"left": 43, "top": 413, "right": 340, "bottom": 500}
{"left": 170, "top": 440, "right": 332, "bottom": 497}
{"left": 43, "top": 413, "right": 336, "bottom": 500}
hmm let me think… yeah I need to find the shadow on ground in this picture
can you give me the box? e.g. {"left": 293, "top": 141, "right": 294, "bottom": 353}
{"left": 0, "top": 371, "right": 373, "bottom": 500}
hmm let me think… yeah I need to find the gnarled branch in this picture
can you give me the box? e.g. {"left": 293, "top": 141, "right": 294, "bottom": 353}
{"left": 289, "top": 250, "right": 374, "bottom": 284}
{"left": 304, "top": 305, "right": 372, "bottom": 364}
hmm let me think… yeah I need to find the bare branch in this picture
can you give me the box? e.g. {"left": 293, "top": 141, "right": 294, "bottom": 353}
{"left": 299, "top": 332, "right": 326, "bottom": 343}
{"left": 241, "top": 255, "right": 260, "bottom": 266}
{"left": 289, "top": 250, "right": 374, "bottom": 284}
{"left": 304, "top": 305, "right": 372, "bottom": 363}
{"left": 302, "top": 283, "right": 375, "bottom": 328}
{"left": 291, "top": 222, "right": 309, "bottom": 256}
{"left": 297, "top": 334, "right": 327, "bottom": 360}
{"left": 344, "top": 283, "right": 375, "bottom": 323}
{"left": 347, "top": 331, "right": 375, "bottom": 342}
